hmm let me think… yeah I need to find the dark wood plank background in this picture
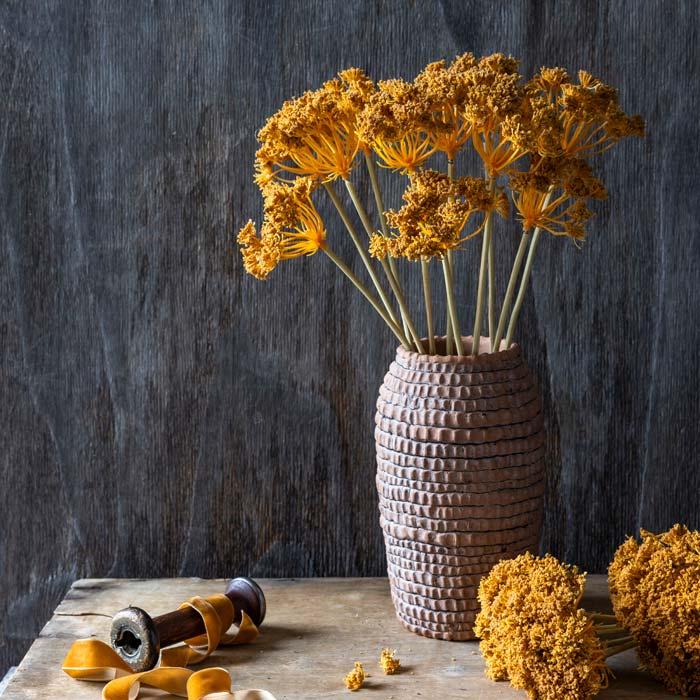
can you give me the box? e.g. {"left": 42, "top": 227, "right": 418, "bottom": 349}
{"left": 1, "top": 0, "right": 698, "bottom": 675}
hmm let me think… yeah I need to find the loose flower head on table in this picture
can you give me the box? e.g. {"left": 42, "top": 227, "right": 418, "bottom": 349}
{"left": 238, "top": 54, "right": 643, "bottom": 355}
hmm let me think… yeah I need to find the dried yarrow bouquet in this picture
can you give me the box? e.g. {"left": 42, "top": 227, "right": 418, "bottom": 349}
{"left": 475, "top": 525, "right": 700, "bottom": 699}
{"left": 237, "top": 53, "right": 643, "bottom": 357}
{"left": 237, "top": 53, "right": 644, "bottom": 644}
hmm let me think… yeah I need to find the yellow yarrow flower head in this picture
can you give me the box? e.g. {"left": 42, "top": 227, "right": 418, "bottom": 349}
{"left": 368, "top": 233, "right": 391, "bottom": 260}
{"left": 413, "top": 53, "right": 478, "bottom": 160}
{"left": 525, "top": 66, "right": 645, "bottom": 158}
{"left": 255, "top": 69, "right": 375, "bottom": 183}
{"left": 475, "top": 553, "right": 610, "bottom": 700}
{"left": 379, "top": 648, "right": 401, "bottom": 675}
{"left": 237, "top": 220, "right": 281, "bottom": 281}
{"left": 344, "top": 661, "right": 365, "bottom": 691}
{"left": 461, "top": 55, "right": 530, "bottom": 176}
{"left": 357, "top": 78, "right": 439, "bottom": 173}
{"left": 463, "top": 53, "right": 522, "bottom": 132}
{"left": 237, "top": 177, "right": 326, "bottom": 279}
{"left": 383, "top": 170, "right": 501, "bottom": 260}
{"left": 510, "top": 157, "right": 606, "bottom": 242}
{"left": 609, "top": 525, "right": 700, "bottom": 697}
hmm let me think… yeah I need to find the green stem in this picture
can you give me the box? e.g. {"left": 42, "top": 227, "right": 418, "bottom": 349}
{"left": 590, "top": 613, "right": 617, "bottom": 623}
{"left": 344, "top": 178, "right": 423, "bottom": 352}
{"left": 604, "top": 638, "right": 637, "bottom": 658}
{"left": 472, "top": 177, "right": 496, "bottom": 357}
{"left": 492, "top": 232, "right": 531, "bottom": 352}
{"left": 504, "top": 227, "right": 543, "bottom": 348}
{"left": 442, "top": 256, "right": 464, "bottom": 355}
{"left": 445, "top": 159, "right": 456, "bottom": 354}
{"left": 472, "top": 210, "right": 494, "bottom": 356}
{"left": 421, "top": 260, "right": 436, "bottom": 354}
{"left": 500, "top": 190, "right": 553, "bottom": 349}
{"left": 323, "top": 182, "right": 409, "bottom": 346}
{"left": 364, "top": 152, "right": 412, "bottom": 341}
{"left": 323, "top": 247, "right": 406, "bottom": 346}
{"left": 596, "top": 627, "right": 630, "bottom": 640}
{"left": 388, "top": 258, "right": 413, "bottom": 347}
{"left": 384, "top": 262, "right": 425, "bottom": 353}
{"left": 364, "top": 151, "right": 390, "bottom": 237}
{"left": 487, "top": 226, "right": 496, "bottom": 351}
{"left": 445, "top": 252, "right": 455, "bottom": 354}
{"left": 445, "top": 308, "right": 454, "bottom": 353}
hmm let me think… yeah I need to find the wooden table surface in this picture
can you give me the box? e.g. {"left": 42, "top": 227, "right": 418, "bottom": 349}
{"left": 2, "top": 577, "right": 679, "bottom": 699}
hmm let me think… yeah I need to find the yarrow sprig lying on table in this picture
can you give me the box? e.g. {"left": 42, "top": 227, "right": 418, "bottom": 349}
{"left": 474, "top": 553, "right": 636, "bottom": 700}
{"left": 238, "top": 53, "right": 643, "bottom": 356}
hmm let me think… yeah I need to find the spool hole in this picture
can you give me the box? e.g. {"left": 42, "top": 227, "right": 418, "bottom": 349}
{"left": 115, "top": 629, "right": 142, "bottom": 657}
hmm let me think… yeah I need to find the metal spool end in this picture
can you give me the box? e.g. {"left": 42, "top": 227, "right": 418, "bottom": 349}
{"left": 110, "top": 606, "right": 160, "bottom": 672}
{"left": 225, "top": 577, "right": 267, "bottom": 626}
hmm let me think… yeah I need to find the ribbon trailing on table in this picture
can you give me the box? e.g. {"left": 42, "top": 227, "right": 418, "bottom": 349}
{"left": 62, "top": 593, "right": 277, "bottom": 700}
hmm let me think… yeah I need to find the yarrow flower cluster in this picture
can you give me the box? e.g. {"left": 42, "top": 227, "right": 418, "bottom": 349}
{"left": 372, "top": 170, "right": 505, "bottom": 261}
{"left": 238, "top": 53, "right": 643, "bottom": 357}
{"left": 379, "top": 648, "right": 401, "bottom": 675}
{"left": 609, "top": 525, "right": 700, "bottom": 696}
{"left": 474, "top": 553, "right": 624, "bottom": 700}
{"left": 237, "top": 177, "right": 325, "bottom": 280}
{"left": 344, "top": 661, "right": 365, "bottom": 691}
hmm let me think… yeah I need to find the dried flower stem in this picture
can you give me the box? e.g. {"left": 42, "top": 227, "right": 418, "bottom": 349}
{"left": 445, "top": 159, "right": 456, "bottom": 354}
{"left": 494, "top": 189, "right": 553, "bottom": 351}
{"left": 363, "top": 151, "right": 391, "bottom": 238}
{"left": 472, "top": 208, "right": 494, "bottom": 356}
{"left": 421, "top": 259, "right": 436, "bottom": 353}
{"left": 504, "top": 226, "right": 543, "bottom": 348}
{"left": 488, "top": 231, "right": 496, "bottom": 350}
{"left": 595, "top": 622, "right": 625, "bottom": 631}
{"left": 364, "top": 152, "right": 424, "bottom": 352}
{"left": 323, "top": 246, "right": 406, "bottom": 346}
{"left": 595, "top": 625, "right": 629, "bottom": 639}
{"left": 384, "top": 266, "right": 425, "bottom": 352}
{"left": 323, "top": 182, "right": 409, "bottom": 347}
{"left": 442, "top": 255, "right": 464, "bottom": 355}
{"left": 344, "top": 178, "right": 425, "bottom": 353}
{"left": 590, "top": 613, "right": 618, "bottom": 623}
{"left": 445, "top": 252, "right": 455, "bottom": 354}
{"left": 604, "top": 637, "right": 637, "bottom": 658}
{"left": 492, "top": 232, "right": 530, "bottom": 351}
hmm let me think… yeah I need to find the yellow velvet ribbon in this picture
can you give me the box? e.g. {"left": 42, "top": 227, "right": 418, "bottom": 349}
{"left": 62, "top": 594, "right": 276, "bottom": 700}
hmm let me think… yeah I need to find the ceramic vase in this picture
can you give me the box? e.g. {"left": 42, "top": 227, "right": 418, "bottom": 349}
{"left": 376, "top": 336, "right": 545, "bottom": 640}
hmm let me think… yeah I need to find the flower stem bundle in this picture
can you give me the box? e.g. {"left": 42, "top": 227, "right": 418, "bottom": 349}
{"left": 238, "top": 56, "right": 643, "bottom": 356}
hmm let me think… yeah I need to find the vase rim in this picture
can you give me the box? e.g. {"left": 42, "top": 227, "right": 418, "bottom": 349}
{"left": 396, "top": 335, "right": 522, "bottom": 366}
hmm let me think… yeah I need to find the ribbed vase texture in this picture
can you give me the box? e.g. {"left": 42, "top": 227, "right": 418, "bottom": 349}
{"left": 375, "top": 337, "right": 545, "bottom": 640}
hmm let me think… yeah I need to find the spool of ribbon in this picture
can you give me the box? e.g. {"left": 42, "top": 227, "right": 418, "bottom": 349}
{"left": 62, "top": 593, "right": 277, "bottom": 700}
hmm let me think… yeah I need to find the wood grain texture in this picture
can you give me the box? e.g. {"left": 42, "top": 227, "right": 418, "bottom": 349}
{"left": 1, "top": 0, "right": 699, "bottom": 677}
{"left": 1, "top": 577, "right": 678, "bottom": 699}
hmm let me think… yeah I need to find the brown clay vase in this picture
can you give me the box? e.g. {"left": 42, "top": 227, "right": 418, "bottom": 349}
{"left": 376, "top": 336, "right": 545, "bottom": 640}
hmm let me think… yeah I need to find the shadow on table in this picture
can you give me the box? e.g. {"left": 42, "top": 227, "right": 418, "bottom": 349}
{"left": 581, "top": 589, "right": 614, "bottom": 615}
{"left": 203, "top": 624, "right": 319, "bottom": 667}
{"left": 600, "top": 650, "right": 682, "bottom": 698}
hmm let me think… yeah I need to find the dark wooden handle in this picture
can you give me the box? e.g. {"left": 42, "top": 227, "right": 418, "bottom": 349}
{"left": 152, "top": 606, "right": 206, "bottom": 648}
{"left": 152, "top": 581, "right": 264, "bottom": 649}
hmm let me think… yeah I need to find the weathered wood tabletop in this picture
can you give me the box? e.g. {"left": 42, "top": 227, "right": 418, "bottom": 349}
{"left": 2, "top": 577, "right": 677, "bottom": 699}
